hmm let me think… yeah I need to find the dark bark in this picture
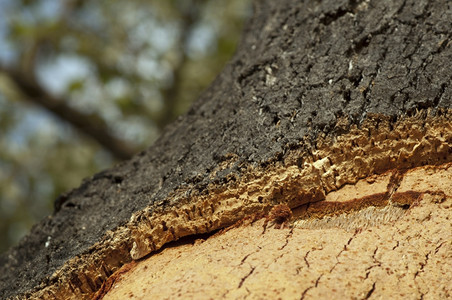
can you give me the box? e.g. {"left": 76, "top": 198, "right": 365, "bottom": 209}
{"left": 0, "top": 0, "right": 450, "bottom": 298}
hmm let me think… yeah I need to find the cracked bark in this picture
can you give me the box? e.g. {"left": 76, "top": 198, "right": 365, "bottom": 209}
{"left": 238, "top": 267, "right": 256, "bottom": 289}
{"left": 300, "top": 274, "right": 323, "bottom": 300}
{"left": 0, "top": 0, "right": 451, "bottom": 299}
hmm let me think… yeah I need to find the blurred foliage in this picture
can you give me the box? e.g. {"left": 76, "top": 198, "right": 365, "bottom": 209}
{"left": 0, "top": 0, "right": 251, "bottom": 253}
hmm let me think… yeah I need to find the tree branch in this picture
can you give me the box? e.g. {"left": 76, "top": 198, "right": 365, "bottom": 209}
{"left": 156, "top": 0, "right": 205, "bottom": 129}
{"left": 0, "top": 66, "right": 137, "bottom": 160}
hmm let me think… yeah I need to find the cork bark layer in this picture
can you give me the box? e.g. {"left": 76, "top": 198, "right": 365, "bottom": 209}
{"left": 1, "top": 0, "right": 451, "bottom": 299}
{"left": 9, "top": 112, "right": 452, "bottom": 300}
{"left": 96, "top": 162, "right": 452, "bottom": 300}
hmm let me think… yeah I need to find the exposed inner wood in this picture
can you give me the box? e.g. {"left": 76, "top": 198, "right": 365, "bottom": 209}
{"left": 128, "top": 113, "right": 451, "bottom": 260}
{"left": 22, "top": 112, "right": 452, "bottom": 300}
{"left": 96, "top": 162, "right": 452, "bottom": 300}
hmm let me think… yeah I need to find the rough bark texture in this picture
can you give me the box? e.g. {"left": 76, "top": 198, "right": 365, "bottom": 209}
{"left": 0, "top": 0, "right": 451, "bottom": 299}
{"left": 95, "top": 163, "right": 452, "bottom": 300}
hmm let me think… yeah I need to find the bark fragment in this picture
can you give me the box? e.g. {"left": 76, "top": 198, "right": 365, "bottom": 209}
{"left": 0, "top": 0, "right": 451, "bottom": 299}
{"left": 96, "top": 162, "right": 452, "bottom": 300}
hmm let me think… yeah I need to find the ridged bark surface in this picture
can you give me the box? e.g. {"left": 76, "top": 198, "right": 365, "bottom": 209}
{"left": 0, "top": 0, "right": 450, "bottom": 299}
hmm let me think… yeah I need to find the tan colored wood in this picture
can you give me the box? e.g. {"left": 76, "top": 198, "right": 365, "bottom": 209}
{"left": 98, "top": 163, "right": 451, "bottom": 300}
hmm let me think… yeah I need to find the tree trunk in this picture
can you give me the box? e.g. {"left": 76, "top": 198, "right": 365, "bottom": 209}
{"left": 1, "top": 0, "right": 451, "bottom": 299}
